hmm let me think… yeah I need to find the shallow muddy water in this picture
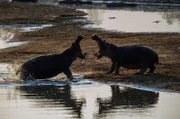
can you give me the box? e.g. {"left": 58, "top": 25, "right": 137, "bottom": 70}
{"left": 0, "top": 81, "right": 180, "bottom": 119}
{"left": 81, "top": 9, "right": 180, "bottom": 33}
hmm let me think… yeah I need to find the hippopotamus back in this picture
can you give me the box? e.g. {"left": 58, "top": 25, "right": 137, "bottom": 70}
{"left": 22, "top": 54, "right": 71, "bottom": 79}
{"left": 115, "top": 45, "right": 158, "bottom": 69}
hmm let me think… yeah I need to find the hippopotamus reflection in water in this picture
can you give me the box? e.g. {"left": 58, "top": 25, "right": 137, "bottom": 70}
{"left": 19, "top": 35, "right": 86, "bottom": 80}
{"left": 91, "top": 34, "right": 159, "bottom": 75}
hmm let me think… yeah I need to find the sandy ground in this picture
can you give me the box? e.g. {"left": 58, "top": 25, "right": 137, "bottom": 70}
{"left": 0, "top": 2, "right": 180, "bottom": 91}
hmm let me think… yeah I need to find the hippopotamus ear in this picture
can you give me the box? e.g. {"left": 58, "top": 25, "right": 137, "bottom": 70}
{"left": 75, "top": 35, "right": 83, "bottom": 44}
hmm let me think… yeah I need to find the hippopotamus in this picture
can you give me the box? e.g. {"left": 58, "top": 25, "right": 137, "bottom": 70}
{"left": 19, "top": 35, "right": 86, "bottom": 80}
{"left": 91, "top": 34, "right": 159, "bottom": 75}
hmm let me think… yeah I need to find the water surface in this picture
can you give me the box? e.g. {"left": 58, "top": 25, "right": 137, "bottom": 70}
{"left": 0, "top": 24, "right": 52, "bottom": 49}
{"left": 0, "top": 2, "right": 180, "bottom": 119}
{"left": 81, "top": 9, "right": 180, "bottom": 33}
{"left": 0, "top": 82, "right": 180, "bottom": 119}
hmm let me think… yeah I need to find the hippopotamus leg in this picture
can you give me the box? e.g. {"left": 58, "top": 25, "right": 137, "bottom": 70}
{"left": 63, "top": 68, "right": 73, "bottom": 80}
{"left": 21, "top": 69, "right": 35, "bottom": 80}
{"left": 106, "top": 61, "right": 116, "bottom": 74}
{"left": 148, "top": 64, "right": 155, "bottom": 73}
{"left": 136, "top": 68, "right": 147, "bottom": 74}
{"left": 135, "top": 63, "right": 149, "bottom": 74}
{"left": 114, "top": 62, "right": 121, "bottom": 75}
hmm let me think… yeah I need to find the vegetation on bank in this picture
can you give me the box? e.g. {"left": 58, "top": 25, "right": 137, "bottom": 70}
{"left": 0, "top": 2, "right": 180, "bottom": 91}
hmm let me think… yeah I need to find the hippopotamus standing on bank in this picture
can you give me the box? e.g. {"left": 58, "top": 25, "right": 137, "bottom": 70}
{"left": 91, "top": 34, "right": 159, "bottom": 75}
{"left": 19, "top": 35, "right": 86, "bottom": 80}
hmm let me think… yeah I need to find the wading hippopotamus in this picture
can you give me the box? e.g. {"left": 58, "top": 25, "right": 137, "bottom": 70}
{"left": 91, "top": 34, "right": 159, "bottom": 75}
{"left": 19, "top": 35, "right": 86, "bottom": 80}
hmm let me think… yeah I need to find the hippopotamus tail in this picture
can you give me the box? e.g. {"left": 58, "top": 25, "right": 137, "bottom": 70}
{"left": 154, "top": 53, "right": 159, "bottom": 65}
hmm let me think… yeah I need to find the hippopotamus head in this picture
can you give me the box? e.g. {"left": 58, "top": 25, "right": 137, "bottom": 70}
{"left": 72, "top": 35, "right": 86, "bottom": 59}
{"left": 91, "top": 34, "right": 108, "bottom": 59}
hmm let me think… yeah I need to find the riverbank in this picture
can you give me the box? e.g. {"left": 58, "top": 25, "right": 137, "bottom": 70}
{"left": 0, "top": 2, "right": 180, "bottom": 91}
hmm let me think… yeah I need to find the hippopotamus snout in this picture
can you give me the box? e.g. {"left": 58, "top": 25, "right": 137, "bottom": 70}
{"left": 91, "top": 34, "right": 108, "bottom": 59}
{"left": 73, "top": 35, "right": 86, "bottom": 59}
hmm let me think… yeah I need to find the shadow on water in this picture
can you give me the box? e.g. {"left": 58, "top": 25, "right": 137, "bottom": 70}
{"left": 1, "top": 81, "right": 180, "bottom": 119}
{"left": 21, "top": 85, "right": 83, "bottom": 118}
{"left": 19, "top": 84, "right": 159, "bottom": 118}
{"left": 98, "top": 85, "right": 159, "bottom": 116}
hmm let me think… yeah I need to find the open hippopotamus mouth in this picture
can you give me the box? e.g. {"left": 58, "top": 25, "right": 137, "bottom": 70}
{"left": 74, "top": 35, "right": 86, "bottom": 59}
{"left": 91, "top": 34, "right": 105, "bottom": 49}
{"left": 91, "top": 34, "right": 99, "bottom": 41}
{"left": 91, "top": 34, "right": 107, "bottom": 59}
{"left": 75, "top": 34, "right": 83, "bottom": 44}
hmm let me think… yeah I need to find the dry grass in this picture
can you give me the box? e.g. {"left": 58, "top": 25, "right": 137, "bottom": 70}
{"left": 0, "top": 2, "right": 180, "bottom": 91}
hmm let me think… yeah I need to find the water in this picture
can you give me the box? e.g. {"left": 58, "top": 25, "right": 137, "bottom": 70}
{"left": 37, "top": 0, "right": 180, "bottom": 33}
{"left": 0, "top": 24, "right": 52, "bottom": 49}
{"left": 81, "top": 9, "right": 180, "bottom": 33}
{"left": 0, "top": 82, "right": 179, "bottom": 119}
{"left": 0, "top": 2, "right": 180, "bottom": 119}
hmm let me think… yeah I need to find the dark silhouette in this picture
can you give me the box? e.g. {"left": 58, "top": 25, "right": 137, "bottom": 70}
{"left": 91, "top": 34, "right": 159, "bottom": 75}
{"left": 59, "top": 0, "right": 92, "bottom": 5}
{"left": 20, "top": 85, "right": 83, "bottom": 118}
{"left": 98, "top": 85, "right": 159, "bottom": 114}
{"left": 105, "top": 2, "right": 137, "bottom": 8}
{"left": 19, "top": 35, "right": 86, "bottom": 80}
{"left": 19, "top": 84, "right": 159, "bottom": 118}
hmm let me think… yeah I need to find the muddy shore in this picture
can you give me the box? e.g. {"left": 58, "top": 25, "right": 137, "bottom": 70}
{"left": 0, "top": 2, "right": 180, "bottom": 91}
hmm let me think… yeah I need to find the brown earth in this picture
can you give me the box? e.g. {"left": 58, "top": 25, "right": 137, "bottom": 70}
{"left": 0, "top": 2, "right": 180, "bottom": 91}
